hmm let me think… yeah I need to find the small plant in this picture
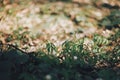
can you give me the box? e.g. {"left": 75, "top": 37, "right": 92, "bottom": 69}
{"left": 46, "top": 41, "right": 57, "bottom": 55}
{"left": 99, "top": 10, "right": 120, "bottom": 29}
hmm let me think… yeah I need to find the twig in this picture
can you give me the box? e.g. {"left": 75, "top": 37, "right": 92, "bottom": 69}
{"left": 2, "top": 44, "right": 27, "bottom": 54}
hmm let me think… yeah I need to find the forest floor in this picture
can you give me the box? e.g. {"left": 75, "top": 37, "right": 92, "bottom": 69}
{"left": 0, "top": 0, "right": 120, "bottom": 80}
{"left": 0, "top": 0, "right": 119, "bottom": 52}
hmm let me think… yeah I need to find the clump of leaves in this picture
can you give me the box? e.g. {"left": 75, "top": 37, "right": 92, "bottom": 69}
{"left": 111, "top": 29, "right": 120, "bottom": 41}
{"left": 4, "top": 27, "right": 31, "bottom": 47}
{"left": 99, "top": 10, "right": 120, "bottom": 29}
{"left": 46, "top": 41, "right": 57, "bottom": 55}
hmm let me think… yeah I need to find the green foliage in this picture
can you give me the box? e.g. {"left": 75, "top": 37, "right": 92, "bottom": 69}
{"left": 46, "top": 42, "right": 57, "bottom": 54}
{"left": 5, "top": 35, "right": 13, "bottom": 42}
{"left": 99, "top": 10, "right": 120, "bottom": 29}
{"left": 111, "top": 29, "right": 120, "bottom": 41}
{"left": 2, "top": 27, "right": 32, "bottom": 48}
{"left": 13, "top": 27, "right": 30, "bottom": 41}
{"left": 0, "top": 1, "right": 120, "bottom": 80}
{"left": 93, "top": 34, "right": 109, "bottom": 46}
{"left": 0, "top": 28, "right": 120, "bottom": 80}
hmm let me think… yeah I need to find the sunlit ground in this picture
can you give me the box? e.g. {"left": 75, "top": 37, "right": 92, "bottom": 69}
{"left": 0, "top": 0, "right": 119, "bottom": 51}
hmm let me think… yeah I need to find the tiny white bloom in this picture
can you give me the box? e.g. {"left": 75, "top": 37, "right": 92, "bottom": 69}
{"left": 73, "top": 56, "right": 78, "bottom": 60}
{"left": 45, "top": 74, "right": 51, "bottom": 80}
{"left": 96, "top": 78, "right": 103, "bottom": 80}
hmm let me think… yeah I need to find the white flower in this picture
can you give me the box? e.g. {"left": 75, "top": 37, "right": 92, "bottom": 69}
{"left": 73, "top": 56, "right": 78, "bottom": 60}
{"left": 96, "top": 78, "right": 103, "bottom": 80}
{"left": 45, "top": 74, "right": 51, "bottom": 80}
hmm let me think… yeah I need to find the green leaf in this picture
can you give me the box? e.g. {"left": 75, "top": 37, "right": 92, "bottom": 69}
{"left": 46, "top": 42, "right": 57, "bottom": 54}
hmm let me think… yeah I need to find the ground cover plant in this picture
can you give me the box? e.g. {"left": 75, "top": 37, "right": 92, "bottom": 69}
{"left": 0, "top": 28, "right": 120, "bottom": 80}
{"left": 0, "top": 0, "right": 120, "bottom": 80}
